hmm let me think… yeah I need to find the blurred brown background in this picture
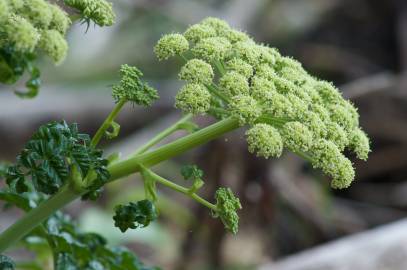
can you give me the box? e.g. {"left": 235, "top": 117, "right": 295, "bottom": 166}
{"left": 1, "top": 0, "right": 407, "bottom": 269}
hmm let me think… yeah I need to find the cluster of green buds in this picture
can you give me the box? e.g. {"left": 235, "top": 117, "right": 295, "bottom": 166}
{"left": 154, "top": 17, "right": 371, "bottom": 189}
{"left": 0, "top": 0, "right": 115, "bottom": 97}
{"left": 0, "top": 0, "right": 71, "bottom": 64}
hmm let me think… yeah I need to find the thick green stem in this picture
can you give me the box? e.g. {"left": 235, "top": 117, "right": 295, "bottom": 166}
{"left": 0, "top": 185, "right": 78, "bottom": 253}
{"left": 142, "top": 168, "right": 217, "bottom": 211}
{"left": 108, "top": 117, "right": 239, "bottom": 181}
{"left": 130, "top": 113, "right": 193, "bottom": 156}
{"left": 91, "top": 99, "right": 126, "bottom": 147}
{"left": 0, "top": 117, "right": 239, "bottom": 252}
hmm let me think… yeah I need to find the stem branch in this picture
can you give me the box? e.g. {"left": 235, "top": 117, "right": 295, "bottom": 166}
{"left": 91, "top": 99, "right": 126, "bottom": 147}
{"left": 142, "top": 167, "right": 217, "bottom": 211}
{"left": 130, "top": 113, "right": 193, "bottom": 156}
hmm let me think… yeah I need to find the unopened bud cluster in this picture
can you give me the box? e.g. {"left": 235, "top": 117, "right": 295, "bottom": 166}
{"left": 0, "top": 0, "right": 71, "bottom": 64}
{"left": 0, "top": 0, "right": 115, "bottom": 65}
{"left": 154, "top": 17, "right": 371, "bottom": 189}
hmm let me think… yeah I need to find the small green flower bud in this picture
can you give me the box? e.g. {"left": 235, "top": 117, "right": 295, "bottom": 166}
{"left": 201, "top": 17, "right": 230, "bottom": 35}
{"left": 64, "top": 0, "right": 115, "bottom": 26}
{"left": 310, "top": 103, "right": 330, "bottom": 122}
{"left": 184, "top": 24, "right": 216, "bottom": 43}
{"left": 49, "top": 4, "right": 71, "bottom": 34}
{"left": 315, "top": 80, "right": 342, "bottom": 104}
{"left": 330, "top": 156, "right": 355, "bottom": 189}
{"left": 325, "top": 122, "right": 349, "bottom": 151}
{"left": 246, "top": 124, "right": 283, "bottom": 158}
{"left": 179, "top": 59, "right": 214, "bottom": 85}
{"left": 281, "top": 121, "right": 313, "bottom": 152}
{"left": 279, "top": 67, "right": 308, "bottom": 86}
{"left": 255, "top": 63, "right": 276, "bottom": 81}
{"left": 310, "top": 139, "right": 355, "bottom": 189}
{"left": 250, "top": 76, "right": 276, "bottom": 102}
{"left": 5, "top": 15, "right": 40, "bottom": 52}
{"left": 22, "top": 0, "right": 53, "bottom": 28}
{"left": 154, "top": 33, "right": 189, "bottom": 60}
{"left": 263, "top": 92, "right": 293, "bottom": 118}
{"left": 328, "top": 103, "right": 355, "bottom": 132}
{"left": 299, "top": 111, "right": 327, "bottom": 138}
{"left": 229, "top": 95, "right": 261, "bottom": 126}
{"left": 303, "top": 79, "right": 323, "bottom": 104}
{"left": 342, "top": 100, "right": 360, "bottom": 127}
{"left": 273, "top": 76, "right": 296, "bottom": 94}
{"left": 348, "top": 127, "right": 370, "bottom": 160}
{"left": 225, "top": 58, "right": 253, "bottom": 78}
{"left": 233, "top": 40, "right": 261, "bottom": 66}
{"left": 286, "top": 93, "right": 308, "bottom": 119}
{"left": 214, "top": 187, "right": 241, "bottom": 234}
{"left": 257, "top": 45, "right": 279, "bottom": 65}
{"left": 219, "top": 71, "right": 250, "bottom": 97}
{"left": 39, "top": 30, "right": 68, "bottom": 64}
{"left": 274, "top": 56, "right": 304, "bottom": 72}
{"left": 192, "top": 37, "right": 231, "bottom": 62}
{"left": 223, "top": 29, "right": 250, "bottom": 43}
{"left": 291, "top": 85, "right": 312, "bottom": 104}
{"left": 112, "top": 64, "right": 159, "bottom": 106}
{"left": 175, "top": 83, "right": 211, "bottom": 115}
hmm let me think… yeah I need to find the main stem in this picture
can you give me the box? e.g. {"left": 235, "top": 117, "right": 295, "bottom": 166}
{"left": 0, "top": 117, "right": 240, "bottom": 253}
{"left": 108, "top": 117, "right": 239, "bottom": 180}
{"left": 0, "top": 185, "right": 78, "bottom": 253}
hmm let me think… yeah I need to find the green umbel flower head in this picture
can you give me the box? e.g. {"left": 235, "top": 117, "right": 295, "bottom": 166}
{"left": 154, "top": 17, "right": 371, "bottom": 189}
{"left": 22, "top": 0, "right": 53, "bottom": 28}
{"left": 214, "top": 187, "right": 242, "bottom": 234}
{"left": 281, "top": 122, "right": 313, "bottom": 152}
{"left": 229, "top": 95, "right": 261, "bottom": 126}
{"left": 112, "top": 64, "right": 159, "bottom": 106}
{"left": 64, "top": 0, "right": 115, "bottom": 26}
{"left": 4, "top": 15, "right": 40, "bottom": 52}
{"left": 246, "top": 124, "right": 283, "bottom": 158}
{"left": 154, "top": 33, "right": 189, "bottom": 60}
{"left": 1, "top": 0, "right": 116, "bottom": 98}
{"left": 179, "top": 59, "right": 214, "bottom": 85}
{"left": 192, "top": 37, "right": 231, "bottom": 62}
{"left": 184, "top": 24, "right": 216, "bottom": 43}
{"left": 39, "top": 30, "right": 68, "bottom": 64}
{"left": 49, "top": 4, "right": 71, "bottom": 34}
{"left": 225, "top": 58, "right": 253, "bottom": 78}
{"left": 175, "top": 83, "right": 211, "bottom": 115}
{"left": 219, "top": 71, "right": 250, "bottom": 97}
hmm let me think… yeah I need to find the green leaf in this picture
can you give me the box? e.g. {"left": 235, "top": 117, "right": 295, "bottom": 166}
{"left": 5, "top": 121, "right": 110, "bottom": 195}
{"left": 213, "top": 187, "right": 242, "bottom": 234}
{"left": 113, "top": 200, "right": 158, "bottom": 233}
{"left": 55, "top": 253, "right": 79, "bottom": 270}
{"left": 0, "top": 190, "right": 35, "bottom": 211}
{"left": 0, "top": 254, "right": 15, "bottom": 270}
{"left": 0, "top": 46, "right": 41, "bottom": 98}
{"left": 180, "top": 164, "right": 204, "bottom": 181}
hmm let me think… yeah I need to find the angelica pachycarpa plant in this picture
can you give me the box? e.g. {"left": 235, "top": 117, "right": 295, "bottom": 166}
{"left": 0, "top": 0, "right": 115, "bottom": 97}
{"left": 0, "top": 16, "right": 370, "bottom": 269}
